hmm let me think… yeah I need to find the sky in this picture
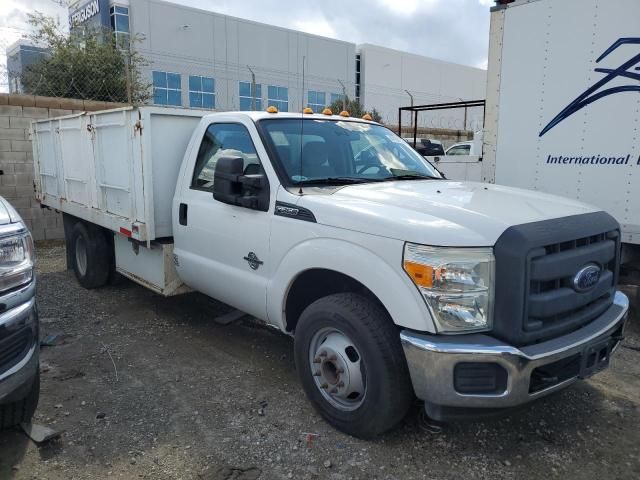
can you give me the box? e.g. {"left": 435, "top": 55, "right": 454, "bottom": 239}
{"left": 0, "top": 0, "right": 493, "bottom": 88}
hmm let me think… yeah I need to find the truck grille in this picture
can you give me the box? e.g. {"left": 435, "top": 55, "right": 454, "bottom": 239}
{"left": 0, "top": 327, "right": 32, "bottom": 376}
{"left": 493, "top": 212, "right": 620, "bottom": 346}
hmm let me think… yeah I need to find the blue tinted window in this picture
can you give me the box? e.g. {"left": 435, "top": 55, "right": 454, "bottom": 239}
{"left": 239, "top": 81, "right": 262, "bottom": 111}
{"left": 189, "top": 76, "right": 201, "bottom": 92}
{"left": 167, "top": 89, "right": 181, "bottom": 106}
{"left": 189, "top": 92, "right": 202, "bottom": 108}
{"left": 153, "top": 71, "right": 166, "bottom": 88}
{"left": 153, "top": 88, "right": 167, "bottom": 105}
{"left": 189, "top": 75, "right": 216, "bottom": 109}
{"left": 308, "top": 90, "right": 325, "bottom": 113}
{"left": 167, "top": 73, "right": 181, "bottom": 90}
{"left": 115, "top": 14, "right": 129, "bottom": 32}
{"left": 202, "top": 93, "right": 215, "bottom": 109}
{"left": 239, "top": 81, "right": 251, "bottom": 97}
{"left": 202, "top": 77, "right": 214, "bottom": 93}
{"left": 110, "top": 6, "right": 129, "bottom": 34}
{"left": 268, "top": 85, "right": 288, "bottom": 111}
{"left": 153, "top": 71, "right": 181, "bottom": 106}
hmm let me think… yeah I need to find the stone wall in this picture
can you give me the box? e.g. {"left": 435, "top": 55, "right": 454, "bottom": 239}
{"left": 0, "top": 94, "right": 125, "bottom": 240}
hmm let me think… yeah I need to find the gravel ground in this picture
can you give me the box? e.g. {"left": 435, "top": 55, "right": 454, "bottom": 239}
{"left": 0, "top": 241, "right": 639, "bottom": 480}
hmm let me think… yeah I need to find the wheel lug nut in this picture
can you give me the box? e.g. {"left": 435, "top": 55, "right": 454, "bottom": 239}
{"left": 320, "top": 383, "right": 328, "bottom": 389}
{"left": 319, "top": 351, "right": 327, "bottom": 357}
{"left": 313, "top": 357, "right": 321, "bottom": 364}
{"left": 329, "top": 387, "right": 338, "bottom": 394}
{"left": 313, "top": 370, "right": 321, "bottom": 376}
{"left": 328, "top": 355, "right": 337, "bottom": 361}
{"left": 337, "top": 381, "right": 345, "bottom": 387}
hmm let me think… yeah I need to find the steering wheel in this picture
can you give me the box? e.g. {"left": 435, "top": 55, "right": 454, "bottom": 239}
{"left": 356, "top": 163, "right": 386, "bottom": 175}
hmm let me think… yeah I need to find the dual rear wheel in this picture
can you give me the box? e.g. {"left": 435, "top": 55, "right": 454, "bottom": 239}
{"left": 67, "top": 219, "right": 112, "bottom": 289}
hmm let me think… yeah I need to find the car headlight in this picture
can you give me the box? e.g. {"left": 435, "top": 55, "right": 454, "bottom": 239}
{"left": 403, "top": 243, "right": 494, "bottom": 333}
{"left": 0, "top": 227, "right": 34, "bottom": 292}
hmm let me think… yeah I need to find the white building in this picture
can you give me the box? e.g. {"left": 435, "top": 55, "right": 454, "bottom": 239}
{"left": 66, "top": 0, "right": 486, "bottom": 126}
{"left": 358, "top": 44, "right": 487, "bottom": 129}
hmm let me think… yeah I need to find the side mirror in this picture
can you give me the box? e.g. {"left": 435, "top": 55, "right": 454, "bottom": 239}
{"left": 213, "top": 156, "right": 269, "bottom": 212}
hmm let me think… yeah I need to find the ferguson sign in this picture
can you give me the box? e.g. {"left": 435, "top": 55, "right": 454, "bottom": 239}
{"left": 69, "top": 0, "right": 101, "bottom": 27}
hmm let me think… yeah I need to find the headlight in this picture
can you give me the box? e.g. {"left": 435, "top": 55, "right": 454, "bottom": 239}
{"left": 403, "top": 243, "right": 494, "bottom": 333}
{"left": 0, "top": 228, "right": 34, "bottom": 292}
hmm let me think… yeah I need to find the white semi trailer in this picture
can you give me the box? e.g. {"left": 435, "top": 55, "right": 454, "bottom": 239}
{"left": 483, "top": 0, "right": 640, "bottom": 264}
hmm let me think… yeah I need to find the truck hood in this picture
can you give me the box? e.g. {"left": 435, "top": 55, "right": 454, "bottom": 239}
{"left": 297, "top": 181, "right": 600, "bottom": 246}
{"left": 0, "top": 196, "right": 21, "bottom": 226}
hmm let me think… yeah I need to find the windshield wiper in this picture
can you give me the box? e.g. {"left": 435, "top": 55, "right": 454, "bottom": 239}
{"left": 382, "top": 174, "right": 440, "bottom": 181}
{"left": 295, "top": 177, "right": 379, "bottom": 186}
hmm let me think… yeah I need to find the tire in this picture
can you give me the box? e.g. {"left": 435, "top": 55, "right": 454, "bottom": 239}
{"left": 0, "top": 372, "right": 40, "bottom": 431}
{"left": 69, "top": 221, "right": 110, "bottom": 289}
{"left": 294, "top": 293, "right": 413, "bottom": 438}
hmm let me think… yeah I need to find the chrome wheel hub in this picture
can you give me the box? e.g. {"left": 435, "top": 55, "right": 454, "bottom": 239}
{"left": 309, "top": 328, "right": 366, "bottom": 411}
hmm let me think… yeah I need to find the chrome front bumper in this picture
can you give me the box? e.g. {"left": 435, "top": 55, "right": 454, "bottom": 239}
{"left": 401, "top": 291, "right": 629, "bottom": 420}
{"left": 0, "top": 281, "right": 39, "bottom": 405}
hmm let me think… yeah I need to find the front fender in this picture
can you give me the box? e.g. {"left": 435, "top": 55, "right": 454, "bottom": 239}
{"left": 266, "top": 237, "right": 436, "bottom": 333}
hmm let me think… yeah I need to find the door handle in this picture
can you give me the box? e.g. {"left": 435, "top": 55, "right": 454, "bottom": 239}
{"left": 179, "top": 203, "right": 188, "bottom": 226}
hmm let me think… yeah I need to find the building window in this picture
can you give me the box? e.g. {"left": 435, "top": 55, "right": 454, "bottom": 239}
{"left": 307, "top": 91, "right": 326, "bottom": 113}
{"left": 189, "top": 75, "right": 215, "bottom": 109}
{"left": 330, "top": 93, "right": 344, "bottom": 106}
{"left": 239, "top": 81, "right": 262, "bottom": 111}
{"left": 267, "top": 85, "right": 288, "bottom": 112}
{"left": 153, "top": 71, "right": 182, "bottom": 106}
{"left": 355, "top": 54, "right": 361, "bottom": 101}
{"left": 110, "top": 5, "right": 130, "bottom": 48}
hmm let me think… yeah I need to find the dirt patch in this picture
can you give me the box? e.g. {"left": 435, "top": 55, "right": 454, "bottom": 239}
{"left": 0, "top": 242, "right": 639, "bottom": 479}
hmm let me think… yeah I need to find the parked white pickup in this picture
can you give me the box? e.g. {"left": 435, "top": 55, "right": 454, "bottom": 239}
{"left": 32, "top": 107, "right": 629, "bottom": 438}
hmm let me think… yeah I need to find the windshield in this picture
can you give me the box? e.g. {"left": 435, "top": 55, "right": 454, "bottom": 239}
{"left": 260, "top": 119, "right": 442, "bottom": 184}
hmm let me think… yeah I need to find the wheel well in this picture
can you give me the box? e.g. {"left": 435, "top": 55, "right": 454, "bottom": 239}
{"left": 284, "top": 269, "right": 387, "bottom": 332}
{"left": 62, "top": 213, "right": 115, "bottom": 273}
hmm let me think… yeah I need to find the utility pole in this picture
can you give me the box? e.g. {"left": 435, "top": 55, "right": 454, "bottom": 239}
{"left": 247, "top": 65, "right": 256, "bottom": 111}
{"left": 404, "top": 89, "right": 414, "bottom": 138}
{"left": 338, "top": 79, "right": 347, "bottom": 111}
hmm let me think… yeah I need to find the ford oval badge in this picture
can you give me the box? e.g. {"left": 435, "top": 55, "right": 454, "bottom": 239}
{"left": 573, "top": 264, "right": 601, "bottom": 292}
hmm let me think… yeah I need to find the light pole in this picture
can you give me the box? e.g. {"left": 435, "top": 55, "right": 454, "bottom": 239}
{"left": 458, "top": 97, "right": 468, "bottom": 131}
{"left": 404, "top": 89, "right": 414, "bottom": 139}
{"left": 247, "top": 65, "right": 256, "bottom": 111}
{"left": 337, "top": 79, "right": 347, "bottom": 111}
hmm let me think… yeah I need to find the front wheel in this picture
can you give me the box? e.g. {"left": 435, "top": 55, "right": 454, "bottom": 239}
{"left": 0, "top": 372, "right": 40, "bottom": 431}
{"left": 294, "top": 293, "right": 413, "bottom": 438}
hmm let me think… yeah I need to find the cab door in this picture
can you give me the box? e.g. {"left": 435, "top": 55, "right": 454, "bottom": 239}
{"left": 173, "top": 118, "right": 273, "bottom": 320}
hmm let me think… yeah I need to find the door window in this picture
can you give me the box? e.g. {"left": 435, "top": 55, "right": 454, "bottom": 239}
{"left": 191, "top": 123, "right": 261, "bottom": 191}
{"left": 446, "top": 145, "right": 471, "bottom": 156}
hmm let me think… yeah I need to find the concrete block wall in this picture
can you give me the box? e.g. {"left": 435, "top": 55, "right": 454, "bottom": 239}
{"left": 0, "top": 94, "right": 126, "bottom": 240}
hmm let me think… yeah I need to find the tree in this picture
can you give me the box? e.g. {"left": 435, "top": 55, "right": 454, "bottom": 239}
{"left": 328, "top": 96, "right": 383, "bottom": 123}
{"left": 21, "top": 13, "right": 150, "bottom": 104}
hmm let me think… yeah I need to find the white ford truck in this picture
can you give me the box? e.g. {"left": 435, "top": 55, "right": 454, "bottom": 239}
{"left": 32, "top": 107, "right": 629, "bottom": 438}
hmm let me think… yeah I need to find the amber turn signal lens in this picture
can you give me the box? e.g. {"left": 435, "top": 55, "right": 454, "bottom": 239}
{"left": 266, "top": 106, "right": 278, "bottom": 113}
{"left": 322, "top": 108, "right": 333, "bottom": 115}
{"left": 403, "top": 261, "right": 433, "bottom": 288}
{"left": 362, "top": 113, "right": 373, "bottom": 121}
{"left": 303, "top": 107, "right": 314, "bottom": 114}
